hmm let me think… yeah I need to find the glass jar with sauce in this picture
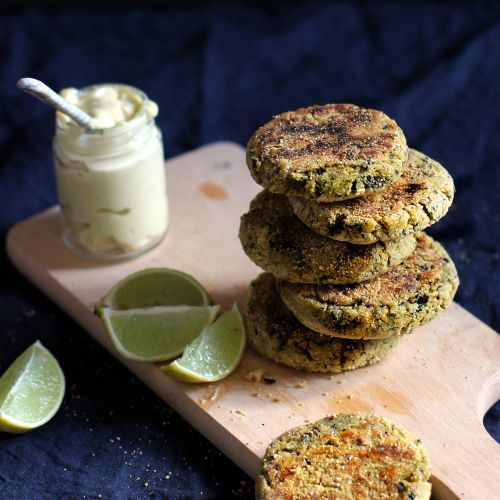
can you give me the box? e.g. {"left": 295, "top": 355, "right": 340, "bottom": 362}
{"left": 52, "top": 84, "right": 168, "bottom": 260}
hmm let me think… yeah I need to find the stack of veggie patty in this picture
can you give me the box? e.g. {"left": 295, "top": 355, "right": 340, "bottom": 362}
{"left": 240, "top": 103, "right": 458, "bottom": 373}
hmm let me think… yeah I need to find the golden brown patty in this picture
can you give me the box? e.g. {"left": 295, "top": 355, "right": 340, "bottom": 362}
{"left": 244, "top": 273, "right": 400, "bottom": 373}
{"left": 290, "top": 148, "right": 454, "bottom": 244}
{"left": 278, "top": 233, "right": 459, "bottom": 339}
{"left": 247, "top": 104, "right": 408, "bottom": 202}
{"left": 239, "top": 190, "right": 417, "bottom": 284}
{"left": 256, "top": 413, "right": 431, "bottom": 500}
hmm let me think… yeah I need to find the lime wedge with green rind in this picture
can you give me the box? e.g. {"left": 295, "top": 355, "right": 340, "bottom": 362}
{"left": 96, "top": 305, "right": 220, "bottom": 362}
{"left": 0, "top": 341, "right": 65, "bottom": 433}
{"left": 161, "top": 303, "right": 246, "bottom": 382}
{"left": 98, "top": 268, "right": 212, "bottom": 310}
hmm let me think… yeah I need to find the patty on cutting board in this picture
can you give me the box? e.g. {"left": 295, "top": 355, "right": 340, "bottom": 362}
{"left": 244, "top": 273, "right": 400, "bottom": 373}
{"left": 256, "top": 412, "right": 431, "bottom": 499}
{"left": 290, "top": 148, "right": 454, "bottom": 244}
{"left": 239, "top": 190, "right": 417, "bottom": 284}
{"left": 277, "top": 233, "right": 459, "bottom": 339}
{"left": 246, "top": 103, "right": 408, "bottom": 202}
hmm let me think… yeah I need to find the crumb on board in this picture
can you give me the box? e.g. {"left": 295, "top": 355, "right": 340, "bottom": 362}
{"left": 198, "top": 386, "right": 221, "bottom": 406}
{"left": 270, "top": 395, "right": 284, "bottom": 403}
{"left": 263, "top": 377, "right": 276, "bottom": 385}
{"left": 330, "top": 376, "right": 346, "bottom": 384}
{"left": 230, "top": 408, "right": 247, "bottom": 416}
{"left": 295, "top": 379, "right": 308, "bottom": 389}
{"left": 245, "top": 368, "right": 267, "bottom": 382}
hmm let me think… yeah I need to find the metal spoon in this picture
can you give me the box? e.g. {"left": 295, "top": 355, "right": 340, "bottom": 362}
{"left": 17, "top": 77, "right": 94, "bottom": 128}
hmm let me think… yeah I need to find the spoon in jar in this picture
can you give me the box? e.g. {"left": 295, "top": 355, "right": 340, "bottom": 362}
{"left": 17, "top": 77, "right": 95, "bottom": 128}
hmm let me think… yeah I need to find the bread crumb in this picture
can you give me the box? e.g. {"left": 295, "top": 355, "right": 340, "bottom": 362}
{"left": 229, "top": 408, "right": 246, "bottom": 420}
{"left": 295, "top": 379, "right": 307, "bottom": 389}
{"left": 245, "top": 368, "right": 267, "bottom": 382}
{"left": 198, "top": 386, "right": 220, "bottom": 406}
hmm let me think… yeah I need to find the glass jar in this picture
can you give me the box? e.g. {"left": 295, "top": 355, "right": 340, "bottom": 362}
{"left": 53, "top": 84, "right": 169, "bottom": 260}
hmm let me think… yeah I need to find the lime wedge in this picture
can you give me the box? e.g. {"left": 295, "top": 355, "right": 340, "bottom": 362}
{"left": 0, "top": 341, "right": 65, "bottom": 433}
{"left": 161, "top": 303, "right": 246, "bottom": 382}
{"left": 96, "top": 305, "right": 220, "bottom": 361}
{"left": 98, "top": 268, "right": 212, "bottom": 309}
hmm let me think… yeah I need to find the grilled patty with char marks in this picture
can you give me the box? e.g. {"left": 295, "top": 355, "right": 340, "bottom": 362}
{"left": 247, "top": 103, "right": 408, "bottom": 202}
{"left": 277, "top": 233, "right": 459, "bottom": 339}
{"left": 239, "top": 190, "right": 417, "bottom": 284}
{"left": 290, "top": 148, "right": 454, "bottom": 244}
{"left": 256, "top": 412, "right": 431, "bottom": 500}
{"left": 244, "top": 273, "right": 400, "bottom": 373}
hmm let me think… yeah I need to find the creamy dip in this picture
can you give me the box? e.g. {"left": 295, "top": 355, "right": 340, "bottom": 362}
{"left": 53, "top": 84, "right": 168, "bottom": 259}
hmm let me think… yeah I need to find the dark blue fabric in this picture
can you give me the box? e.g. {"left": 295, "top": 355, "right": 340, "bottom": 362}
{"left": 0, "top": 3, "right": 499, "bottom": 498}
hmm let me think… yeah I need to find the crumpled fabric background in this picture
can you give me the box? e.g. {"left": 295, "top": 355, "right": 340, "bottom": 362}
{"left": 0, "top": 3, "right": 499, "bottom": 498}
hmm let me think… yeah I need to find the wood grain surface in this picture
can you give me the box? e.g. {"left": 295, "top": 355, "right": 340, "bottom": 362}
{"left": 6, "top": 142, "right": 500, "bottom": 499}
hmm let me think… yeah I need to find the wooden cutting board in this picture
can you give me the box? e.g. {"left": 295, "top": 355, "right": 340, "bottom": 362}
{"left": 6, "top": 142, "right": 500, "bottom": 499}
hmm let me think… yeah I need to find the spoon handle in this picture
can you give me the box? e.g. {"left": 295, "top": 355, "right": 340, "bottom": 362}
{"left": 17, "top": 78, "right": 94, "bottom": 128}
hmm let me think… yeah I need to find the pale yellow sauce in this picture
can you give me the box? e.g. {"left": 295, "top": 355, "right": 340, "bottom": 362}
{"left": 53, "top": 84, "right": 168, "bottom": 256}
